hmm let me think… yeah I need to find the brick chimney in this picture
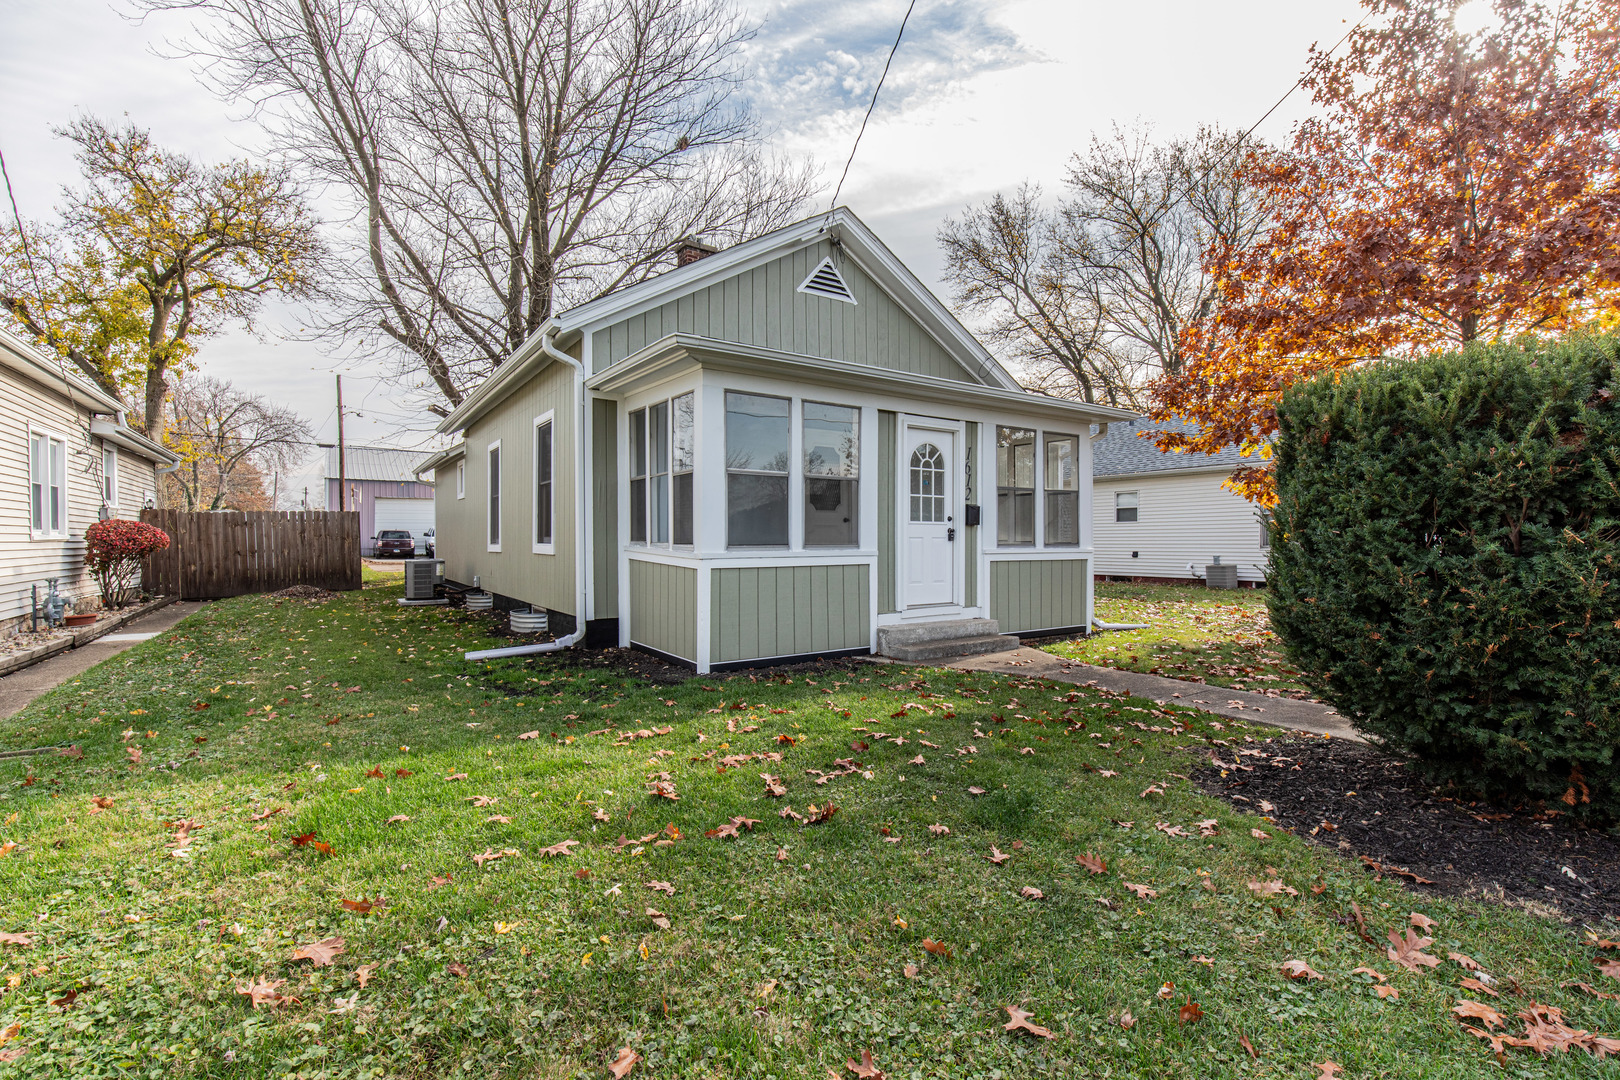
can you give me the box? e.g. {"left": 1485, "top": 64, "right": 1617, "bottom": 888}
{"left": 674, "top": 236, "right": 719, "bottom": 268}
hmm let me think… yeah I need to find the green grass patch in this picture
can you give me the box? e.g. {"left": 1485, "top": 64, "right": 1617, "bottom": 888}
{"left": 0, "top": 586, "right": 1611, "bottom": 1077}
{"left": 1041, "top": 584, "right": 1315, "bottom": 699}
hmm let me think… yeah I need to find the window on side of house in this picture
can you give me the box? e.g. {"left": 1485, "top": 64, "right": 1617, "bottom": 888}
{"left": 487, "top": 442, "right": 502, "bottom": 550}
{"left": 648, "top": 400, "right": 670, "bottom": 544}
{"left": 725, "top": 391, "right": 790, "bottom": 547}
{"left": 534, "top": 416, "right": 553, "bottom": 549}
{"left": 996, "top": 426, "right": 1036, "bottom": 545}
{"left": 1115, "top": 491, "right": 1138, "bottom": 522}
{"left": 102, "top": 445, "right": 118, "bottom": 509}
{"left": 803, "top": 401, "right": 859, "bottom": 547}
{"left": 629, "top": 408, "right": 648, "bottom": 543}
{"left": 456, "top": 460, "right": 465, "bottom": 499}
{"left": 1044, "top": 433, "right": 1079, "bottom": 544}
{"left": 672, "top": 393, "right": 694, "bottom": 546}
{"left": 29, "top": 429, "right": 67, "bottom": 537}
{"left": 1258, "top": 510, "right": 1272, "bottom": 548}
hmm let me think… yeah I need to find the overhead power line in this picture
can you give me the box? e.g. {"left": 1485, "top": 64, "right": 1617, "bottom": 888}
{"left": 825, "top": 0, "right": 918, "bottom": 222}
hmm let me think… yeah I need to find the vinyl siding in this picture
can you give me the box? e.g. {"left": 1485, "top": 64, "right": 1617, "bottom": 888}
{"left": 433, "top": 452, "right": 473, "bottom": 585}
{"left": 448, "top": 357, "right": 578, "bottom": 613}
{"left": 876, "top": 411, "right": 897, "bottom": 614}
{"left": 629, "top": 558, "right": 696, "bottom": 661}
{"left": 1, "top": 364, "right": 163, "bottom": 635}
{"left": 1093, "top": 472, "right": 1269, "bottom": 583}
{"left": 710, "top": 563, "right": 869, "bottom": 664}
{"left": 591, "top": 241, "right": 980, "bottom": 383}
{"left": 989, "top": 558, "right": 1090, "bottom": 634}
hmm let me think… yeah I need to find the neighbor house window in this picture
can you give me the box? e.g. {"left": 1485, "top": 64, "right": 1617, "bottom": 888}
{"left": 1258, "top": 510, "right": 1272, "bottom": 548}
{"left": 996, "top": 426, "right": 1035, "bottom": 545}
{"left": 803, "top": 402, "right": 858, "bottom": 547}
{"left": 29, "top": 429, "right": 67, "bottom": 537}
{"left": 1044, "top": 433, "right": 1079, "bottom": 544}
{"left": 533, "top": 414, "right": 553, "bottom": 551}
{"left": 102, "top": 446, "right": 118, "bottom": 509}
{"left": 1115, "top": 491, "right": 1138, "bottom": 523}
{"left": 456, "top": 460, "right": 465, "bottom": 499}
{"left": 672, "top": 393, "right": 694, "bottom": 546}
{"left": 487, "top": 441, "right": 502, "bottom": 550}
{"left": 726, "top": 391, "right": 790, "bottom": 547}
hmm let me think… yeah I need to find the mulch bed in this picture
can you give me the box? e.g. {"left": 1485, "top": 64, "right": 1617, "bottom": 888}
{"left": 1192, "top": 735, "right": 1620, "bottom": 927}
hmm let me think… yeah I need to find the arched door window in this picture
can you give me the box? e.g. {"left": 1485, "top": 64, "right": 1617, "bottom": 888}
{"left": 909, "top": 443, "right": 946, "bottom": 522}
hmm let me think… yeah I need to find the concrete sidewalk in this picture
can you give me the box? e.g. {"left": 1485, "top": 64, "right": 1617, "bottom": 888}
{"left": 945, "top": 646, "right": 1361, "bottom": 741}
{"left": 0, "top": 601, "right": 204, "bottom": 721}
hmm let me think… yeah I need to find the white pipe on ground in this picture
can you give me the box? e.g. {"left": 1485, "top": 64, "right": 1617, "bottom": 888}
{"left": 1091, "top": 617, "right": 1149, "bottom": 632}
{"left": 464, "top": 325, "right": 589, "bottom": 663}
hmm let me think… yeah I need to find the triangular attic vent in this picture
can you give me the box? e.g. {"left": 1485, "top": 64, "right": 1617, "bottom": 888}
{"left": 797, "top": 257, "right": 857, "bottom": 305}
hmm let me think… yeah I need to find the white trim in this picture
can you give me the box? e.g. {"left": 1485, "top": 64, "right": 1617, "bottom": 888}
{"left": 532, "top": 410, "right": 556, "bottom": 555}
{"left": 456, "top": 460, "right": 466, "bottom": 499}
{"left": 26, "top": 423, "right": 70, "bottom": 540}
{"left": 486, "top": 439, "right": 503, "bottom": 552}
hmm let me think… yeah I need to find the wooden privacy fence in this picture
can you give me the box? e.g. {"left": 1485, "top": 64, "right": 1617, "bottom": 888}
{"left": 140, "top": 510, "right": 362, "bottom": 599}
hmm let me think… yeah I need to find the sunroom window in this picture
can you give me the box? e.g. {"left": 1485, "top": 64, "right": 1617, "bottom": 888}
{"left": 1044, "top": 433, "right": 1079, "bottom": 544}
{"left": 725, "top": 391, "right": 790, "bottom": 547}
{"left": 803, "top": 402, "right": 858, "bottom": 547}
{"left": 996, "top": 426, "right": 1035, "bottom": 545}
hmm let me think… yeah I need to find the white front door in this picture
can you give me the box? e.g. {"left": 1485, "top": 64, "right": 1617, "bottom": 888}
{"left": 903, "top": 424, "right": 957, "bottom": 608}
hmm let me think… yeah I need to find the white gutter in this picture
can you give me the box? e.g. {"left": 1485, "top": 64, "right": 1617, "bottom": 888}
{"left": 464, "top": 325, "right": 589, "bottom": 662}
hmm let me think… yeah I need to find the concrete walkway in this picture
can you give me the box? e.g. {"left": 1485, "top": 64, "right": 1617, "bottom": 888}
{"left": 946, "top": 646, "right": 1361, "bottom": 741}
{"left": 0, "top": 602, "right": 204, "bottom": 721}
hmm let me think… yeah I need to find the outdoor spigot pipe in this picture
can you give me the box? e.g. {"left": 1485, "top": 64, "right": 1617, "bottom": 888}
{"left": 464, "top": 323, "right": 589, "bottom": 663}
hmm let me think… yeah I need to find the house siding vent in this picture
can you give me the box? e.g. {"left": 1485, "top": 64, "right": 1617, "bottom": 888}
{"left": 797, "top": 257, "right": 857, "bottom": 304}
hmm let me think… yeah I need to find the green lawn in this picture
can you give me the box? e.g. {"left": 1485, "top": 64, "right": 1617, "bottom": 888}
{"left": 1041, "top": 583, "right": 1316, "bottom": 699}
{"left": 0, "top": 585, "right": 1612, "bottom": 1078}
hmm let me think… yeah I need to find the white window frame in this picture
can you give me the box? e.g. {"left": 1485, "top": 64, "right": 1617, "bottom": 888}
{"left": 27, "top": 424, "right": 69, "bottom": 540}
{"left": 486, "top": 439, "right": 503, "bottom": 552}
{"left": 102, "top": 444, "right": 118, "bottom": 510}
{"left": 626, "top": 393, "right": 695, "bottom": 551}
{"left": 1115, "top": 490, "right": 1139, "bottom": 523}
{"left": 532, "top": 411, "right": 555, "bottom": 555}
{"left": 455, "top": 460, "right": 466, "bottom": 499}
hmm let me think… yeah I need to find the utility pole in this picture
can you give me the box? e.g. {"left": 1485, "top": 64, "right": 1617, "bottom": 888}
{"left": 336, "top": 374, "right": 346, "bottom": 512}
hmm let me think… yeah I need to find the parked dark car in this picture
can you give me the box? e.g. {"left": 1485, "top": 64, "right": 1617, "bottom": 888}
{"left": 373, "top": 530, "right": 416, "bottom": 558}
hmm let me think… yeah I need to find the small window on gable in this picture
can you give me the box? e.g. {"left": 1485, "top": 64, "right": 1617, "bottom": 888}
{"left": 797, "top": 256, "right": 856, "bottom": 305}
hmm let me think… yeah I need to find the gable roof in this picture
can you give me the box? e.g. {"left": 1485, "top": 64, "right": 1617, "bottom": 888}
{"left": 0, "top": 323, "right": 125, "bottom": 415}
{"left": 325, "top": 445, "right": 436, "bottom": 483}
{"left": 1092, "top": 417, "right": 1251, "bottom": 479}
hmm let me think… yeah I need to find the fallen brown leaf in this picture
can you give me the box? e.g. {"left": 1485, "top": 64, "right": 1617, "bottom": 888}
{"left": 606, "top": 1046, "right": 642, "bottom": 1078}
{"left": 290, "top": 937, "right": 345, "bottom": 967}
{"left": 1002, "top": 1005, "right": 1054, "bottom": 1038}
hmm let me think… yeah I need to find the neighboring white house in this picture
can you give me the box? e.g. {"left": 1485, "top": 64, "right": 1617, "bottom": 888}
{"left": 1091, "top": 417, "right": 1270, "bottom": 586}
{"left": 2, "top": 324, "right": 181, "bottom": 636}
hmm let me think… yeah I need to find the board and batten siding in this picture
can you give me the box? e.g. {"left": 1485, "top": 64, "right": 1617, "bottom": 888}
{"left": 1, "top": 363, "right": 160, "bottom": 634}
{"left": 591, "top": 241, "right": 979, "bottom": 384}
{"left": 454, "top": 357, "right": 577, "bottom": 614}
{"left": 591, "top": 397, "right": 618, "bottom": 618}
{"left": 963, "top": 420, "right": 979, "bottom": 608}
{"left": 1093, "top": 472, "right": 1269, "bottom": 583}
{"left": 876, "top": 411, "right": 897, "bottom": 614}
{"left": 710, "top": 564, "right": 870, "bottom": 664}
{"left": 629, "top": 559, "right": 697, "bottom": 661}
{"left": 989, "top": 559, "right": 1090, "bottom": 634}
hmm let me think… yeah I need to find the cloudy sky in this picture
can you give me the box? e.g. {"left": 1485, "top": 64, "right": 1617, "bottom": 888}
{"left": 0, "top": 0, "right": 1363, "bottom": 501}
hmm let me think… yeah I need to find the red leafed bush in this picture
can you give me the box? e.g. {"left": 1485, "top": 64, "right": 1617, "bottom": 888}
{"left": 85, "top": 518, "right": 170, "bottom": 608}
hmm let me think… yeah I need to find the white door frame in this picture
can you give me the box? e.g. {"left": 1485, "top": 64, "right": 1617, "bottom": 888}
{"left": 896, "top": 415, "right": 965, "bottom": 618}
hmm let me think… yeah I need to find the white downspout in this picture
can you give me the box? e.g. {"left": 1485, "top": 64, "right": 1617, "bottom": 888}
{"left": 464, "top": 326, "right": 590, "bottom": 662}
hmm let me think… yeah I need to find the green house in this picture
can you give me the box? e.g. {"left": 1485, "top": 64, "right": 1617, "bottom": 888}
{"left": 416, "top": 209, "right": 1134, "bottom": 672}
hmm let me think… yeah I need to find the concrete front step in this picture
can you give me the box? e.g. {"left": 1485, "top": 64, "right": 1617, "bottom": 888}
{"left": 876, "top": 618, "right": 1001, "bottom": 651}
{"left": 882, "top": 633, "right": 1022, "bottom": 663}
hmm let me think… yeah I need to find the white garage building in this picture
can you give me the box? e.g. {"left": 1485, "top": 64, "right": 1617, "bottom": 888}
{"left": 323, "top": 445, "right": 437, "bottom": 555}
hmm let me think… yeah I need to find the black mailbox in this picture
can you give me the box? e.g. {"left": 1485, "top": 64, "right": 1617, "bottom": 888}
{"left": 963, "top": 504, "right": 981, "bottom": 527}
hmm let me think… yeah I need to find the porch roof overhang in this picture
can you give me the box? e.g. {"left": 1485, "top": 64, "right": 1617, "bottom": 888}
{"left": 413, "top": 441, "right": 465, "bottom": 480}
{"left": 88, "top": 417, "right": 181, "bottom": 465}
{"left": 586, "top": 333, "right": 1141, "bottom": 426}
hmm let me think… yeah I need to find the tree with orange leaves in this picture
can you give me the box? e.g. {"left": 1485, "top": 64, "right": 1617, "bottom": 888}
{"left": 1155, "top": 0, "right": 1620, "bottom": 503}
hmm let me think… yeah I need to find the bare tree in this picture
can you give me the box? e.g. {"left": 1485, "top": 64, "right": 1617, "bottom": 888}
{"left": 938, "top": 125, "right": 1266, "bottom": 406}
{"left": 143, "top": 0, "right": 816, "bottom": 410}
{"left": 164, "top": 376, "right": 313, "bottom": 510}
